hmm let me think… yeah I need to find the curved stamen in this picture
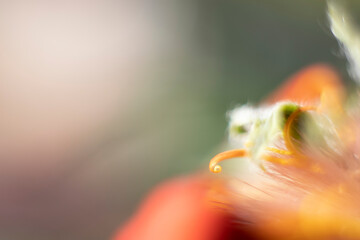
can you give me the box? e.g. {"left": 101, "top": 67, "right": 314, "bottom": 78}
{"left": 209, "top": 149, "right": 247, "bottom": 173}
{"left": 283, "top": 106, "right": 316, "bottom": 156}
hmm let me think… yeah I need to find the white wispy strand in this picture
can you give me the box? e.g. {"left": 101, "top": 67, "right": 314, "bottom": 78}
{"left": 328, "top": 0, "right": 360, "bottom": 83}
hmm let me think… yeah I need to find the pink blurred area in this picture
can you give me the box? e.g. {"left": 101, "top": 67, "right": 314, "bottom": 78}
{"left": 0, "top": 1, "right": 195, "bottom": 239}
{"left": 0, "top": 0, "right": 171, "bottom": 157}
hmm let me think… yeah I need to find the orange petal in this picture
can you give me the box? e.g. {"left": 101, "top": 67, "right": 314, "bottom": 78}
{"left": 265, "top": 63, "right": 344, "bottom": 106}
{"left": 112, "top": 176, "right": 230, "bottom": 240}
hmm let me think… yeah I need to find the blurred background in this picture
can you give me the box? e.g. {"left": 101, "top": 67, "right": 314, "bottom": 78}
{"left": 0, "top": 0, "right": 358, "bottom": 239}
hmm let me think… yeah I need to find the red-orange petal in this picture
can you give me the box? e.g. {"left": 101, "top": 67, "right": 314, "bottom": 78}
{"left": 265, "top": 63, "right": 344, "bottom": 105}
{"left": 112, "top": 176, "right": 230, "bottom": 240}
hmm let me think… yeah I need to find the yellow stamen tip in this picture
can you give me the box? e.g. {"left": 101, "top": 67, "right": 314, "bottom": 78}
{"left": 212, "top": 165, "right": 222, "bottom": 173}
{"left": 209, "top": 149, "right": 247, "bottom": 174}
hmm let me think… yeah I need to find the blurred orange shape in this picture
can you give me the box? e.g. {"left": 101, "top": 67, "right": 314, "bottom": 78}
{"left": 266, "top": 63, "right": 344, "bottom": 106}
{"left": 112, "top": 176, "right": 233, "bottom": 240}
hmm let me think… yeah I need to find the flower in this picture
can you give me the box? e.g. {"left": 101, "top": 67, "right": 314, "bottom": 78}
{"left": 112, "top": 63, "right": 348, "bottom": 240}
